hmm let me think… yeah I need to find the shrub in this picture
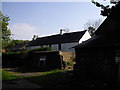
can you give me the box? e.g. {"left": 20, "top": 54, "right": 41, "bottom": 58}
{"left": 66, "top": 61, "right": 74, "bottom": 66}
{"left": 2, "top": 47, "right": 52, "bottom": 68}
{"left": 3, "top": 47, "right": 52, "bottom": 55}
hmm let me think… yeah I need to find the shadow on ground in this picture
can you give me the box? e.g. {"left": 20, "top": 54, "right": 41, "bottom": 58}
{"left": 3, "top": 70, "right": 119, "bottom": 89}
{"left": 2, "top": 67, "right": 120, "bottom": 89}
{"left": 2, "top": 69, "right": 85, "bottom": 89}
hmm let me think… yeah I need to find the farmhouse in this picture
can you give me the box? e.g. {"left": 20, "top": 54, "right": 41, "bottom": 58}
{"left": 26, "top": 30, "right": 91, "bottom": 52}
{"left": 73, "top": 2, "right": 120, "bottom": 88}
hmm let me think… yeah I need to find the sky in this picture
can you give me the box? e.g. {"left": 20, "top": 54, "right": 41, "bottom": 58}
{"left": 2, "top": 1, "right": 112, "bottom": 40}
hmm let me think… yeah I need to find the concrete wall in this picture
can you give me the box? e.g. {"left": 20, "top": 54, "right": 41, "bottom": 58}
{"left": 79, "top": 30, "right": 91, "bottom": 44}
{"left": 60, "top": 51, "right": 75, "bottom": 61}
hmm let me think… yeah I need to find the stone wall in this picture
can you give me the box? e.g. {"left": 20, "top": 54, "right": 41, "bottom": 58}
{"left": 60, "top": 51, "right": 75, "bottom": 61}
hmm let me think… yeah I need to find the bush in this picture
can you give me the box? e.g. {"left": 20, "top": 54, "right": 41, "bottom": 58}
{"left": 66, "top": 61, "right": 74, "bottom": 66}
{"left": 3, "top": 51, "right": 21, "bottom": 55}
{"left": 2, "top": 47, "right": 52, "bottom": 68}
{"left": 3, "top": 47, "right": 52, "bottom": 55}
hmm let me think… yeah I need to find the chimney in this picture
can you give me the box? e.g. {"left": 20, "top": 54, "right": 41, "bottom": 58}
{"left": 32, "top": 35, "right": 38, "bottom": 40}
{"left": 60, "top": 29, "right": 65, "bottom": 35}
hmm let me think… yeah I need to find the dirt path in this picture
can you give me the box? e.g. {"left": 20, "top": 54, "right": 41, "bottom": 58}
{"left": 2, "top": 68, "right": 73, "bottom": 89}
{"left": 2, "top": 68, "right": 43, "bottom": 89}
{"left": 3, "top": 68, "right": 42, "bottom": 76}
{"left": 2, "top": 79, "right": 42, "bottom": 89}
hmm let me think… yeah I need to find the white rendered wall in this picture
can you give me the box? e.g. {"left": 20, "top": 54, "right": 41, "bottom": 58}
{"left": 79, "top": 30, "right": 91, "bottom": 44}
{"left": 51, "top": 44, "right": 59, "bottom": 51}
{"left": 26, "top": 46, "right": 41, "bottom": 50}
{"left": 61, "top": 42, "right": 79, "bottom": 52}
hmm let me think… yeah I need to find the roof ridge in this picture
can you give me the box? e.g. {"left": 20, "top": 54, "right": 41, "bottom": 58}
{"left": 37, "top": 30, "right": 86, "bottom": 39}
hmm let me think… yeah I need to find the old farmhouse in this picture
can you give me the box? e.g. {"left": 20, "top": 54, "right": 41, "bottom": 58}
{"left": 73, "top": 2, "right": 120, "bottom": 88}
{"left": 26, "top": 30, "right": 91, "bottom": 52}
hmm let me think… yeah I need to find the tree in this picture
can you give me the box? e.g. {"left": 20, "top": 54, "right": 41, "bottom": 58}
{"left": 0, "top": 11, "right": 12, "bottom": 49}
{"left": 84, "top": 19, "right": 102, "bottom": 36}
{"left": 91, "top": 0, "right": 119, "bottom": 16}
{"left": 5, "top": 40, "right": 29, "bottom": 51}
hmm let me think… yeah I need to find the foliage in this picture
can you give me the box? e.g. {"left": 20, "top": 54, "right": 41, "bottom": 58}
{"left": 9, "top": 40, "right": 28, "bottom": 47}
{"left": 91, "top": 0, "right": 119, "bottom": 16}
{"left": 66, "top": 61, "right": 74, "bottom": 66}
{"left": 5, "top": 40, "right": 29, "bottom": 51}
{"left": 0, "top": 11, "right": 12, "bottom": 49}
{"left": 92, "top": 0, "right": 111, "bottom": 16}
{"left": 3, "top": 51, "right": 21, "bottom": 55}
{"left": 21, "top": 47, "right": 52, "bottom": 54}
{"left": 3, "top": 47, "right": 52, "bottom": 55}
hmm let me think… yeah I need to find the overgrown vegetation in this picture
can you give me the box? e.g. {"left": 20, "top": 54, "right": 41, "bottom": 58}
{"left": 66, "top": 61, "right": 74, "bottom": 66}
{"left": 3, "top": 47, "right": 52, "bottom": 55}
{"left": 2, "top": 47, "right": 52, "bottom": 68}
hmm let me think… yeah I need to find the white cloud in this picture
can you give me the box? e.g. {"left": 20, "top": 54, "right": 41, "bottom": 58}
{"left": 9, "top": 23, "right": 39, "bottom": 40}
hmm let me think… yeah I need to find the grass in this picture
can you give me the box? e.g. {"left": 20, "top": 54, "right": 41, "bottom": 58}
{"left": 2, "top": 68, "right": 73, "bottom": 88}
{"left": 39, "top": 69, "right": 61, "bottom": 75}
{"left": 2, "top": 69, "right": 22, "bottom": 80}
{"left": 66, "top": 61, "right": 74, "bottom": 66}
{"left": 26, "top": 70, "right": 73, "bottom": 88}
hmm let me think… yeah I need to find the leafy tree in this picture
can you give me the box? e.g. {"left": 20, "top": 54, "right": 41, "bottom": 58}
{"left": 4, "top": 40, "right": 29, "bottom": 51}
{"left": 90, "top": 0, "right": 120, "bottom": 36}
{"left": 10, "top": 40, "right": 26, "bottom": 47}
{"left": 92, "top": 0, "right": 111, "bottom": 16}
{"left": 91, "top": 0, "right": 119, "bottom": 16}
{"left": 0, "top": 11, "right": 12, "bottom": 49}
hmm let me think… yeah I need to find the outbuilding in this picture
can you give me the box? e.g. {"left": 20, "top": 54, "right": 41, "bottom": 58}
{"left": 73, "top": 2, "right": 120, "bottom": 88}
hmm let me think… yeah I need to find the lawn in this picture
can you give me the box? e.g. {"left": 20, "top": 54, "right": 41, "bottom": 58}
{"left": 2, "top": 68, "right": 74, "bottom": 88}
{"left": 1, "top": 69, "right": 22, "bottom": 80}
{"left": 25, "top": 70, "right": 73, "bottom": 88}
